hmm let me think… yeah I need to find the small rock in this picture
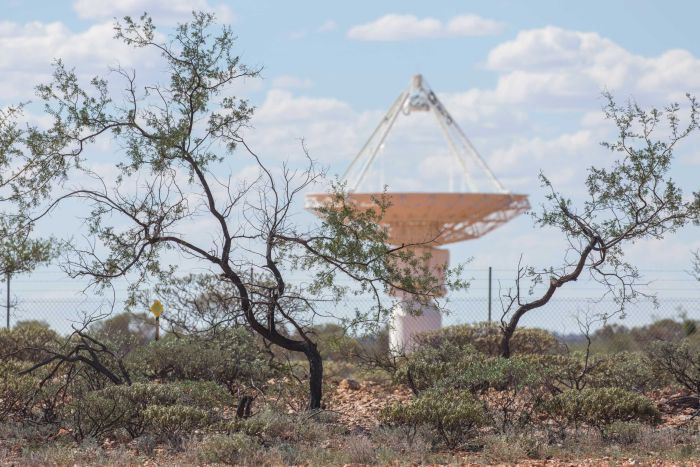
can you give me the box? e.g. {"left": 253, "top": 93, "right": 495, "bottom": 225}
{"left": 339, "top": 378, "right": 361, "bottom": 390}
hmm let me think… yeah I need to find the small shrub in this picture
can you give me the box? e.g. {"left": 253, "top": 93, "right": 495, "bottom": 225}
{"left": 65, "top": 381, "right": 229, "bottom": 440}
{"left": 523, "top": 352, "right": 662, "bottom": 394}
{"left": 542, "top": 387, "right": 660, "bottom": 430}
{"left": 372, "top": 426, "right": 433, "bottom": 464}
{"left": 294, "top": 323, "right": 360, "bottom": 361}
{"left": 220, "top": 408, "right": 332, "bottom": 445}
{"left": 195, "top": 433, "right": 259, "bottom": 465}
{"left": 481, "top": 432, "right": 547, "bottom": 463}
{"left": 381, "top": 389, "right": 485, "bottom": 448}
{"left": 415, "top": 323, "right": 561, "bottom": 356}
{"left": 648, "top": 340, "right": 700, "bottom": 397}
{"left": 343, "top": 435, "right": 376, "bottom": 464}
{"left": 520, "top": 354, "right": 586, "bottom": 391}
{"left": 588, "top": 352, "right": 662, "bottom": 392}
{"left": 601, "top": 420, "right": 647, "bottom": 445}
{"left": 0, "top": 321, "right": 59, "bottom": 362}
{"left": 0, "top": 361, "right": 37, "bottom": 419}
{"left": 143, "top": 404, "right": 209, "bottom": 437}
{"left": 88, "top": 312, "right": 155, "bottom": 355}
{"left": 393, "top": 340, "right": 483, "bottom": 393}
{"left": 127, "top": 329, "right": 278, "bottom": 394}
{"left": 472, "top": 357, "right": 550, "bottom": 431}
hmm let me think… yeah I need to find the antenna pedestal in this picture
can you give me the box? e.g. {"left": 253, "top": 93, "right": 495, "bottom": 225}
{"left": 389, "top": 246, "right": 448, "bottom": 353}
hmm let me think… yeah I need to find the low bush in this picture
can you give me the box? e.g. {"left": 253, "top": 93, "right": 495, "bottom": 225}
{"left": 293, "top": 323, "right": 361, "bottom": 361}
{"left": 415, "top": 323, "right": 561, "bottom": 357}
{"left": 127, "top": 329, "right": 278, "bottom": 394}
{"left": 521, "top": 351, "right": 662, "bottom": 394}
{"left": 542, "top": 387, "right": 660, "bottom": 430}
{"left": 88, "top": 312, "right": 156, "bottom": 356}
{"left": 520, "top": 354, "right": 587, "bottom": 391}
{"left": 393, "top": 340, "right": 482, "bottom": 393}
{"left": 0, "top": 360, "right": 37, "bottom": 419}
{"left": 647, "top": 340, "right": 700, "bottom": 398}
{"left": 587, "top": 352, "right": 662, "bottom": 392}
{"left": 143, "top": 404, "right": 209, "bottom": 438}
{"left": 601, "top": 420, "right": 647, "bottom": 445}
{"left": 0, "top": 321, "right": 60, "bottom": 362}
{"left": 194, "top": 433, "right": 259, "bottom": 465}
{"left": 381, "top": 389, "right": 485, "bottom": 448}
{"left": 65, "top": 381, "right": 229, "bottom": 440}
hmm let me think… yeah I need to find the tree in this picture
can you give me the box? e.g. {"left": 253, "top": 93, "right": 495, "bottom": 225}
{"left": 0, "top": 13, "right": 458, "bottom": 409}
{"left": 88, "top": 311, "right": 156, "bottom": 354}
{"left": 499, "top": 94, "right": 700, "bottom": 357}
{"left": 691, "top": 249, "right": 700, "bottom": 282}
{"left": 138, "top": 273, "right": 247, "bottom": 336}
{"left": 0, "top": 217, "right": 59, "bottom": 329}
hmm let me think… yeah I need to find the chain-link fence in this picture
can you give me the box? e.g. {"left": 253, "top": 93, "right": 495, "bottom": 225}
{"left": 6, "top": 294, "right": 700, "bottom": 338}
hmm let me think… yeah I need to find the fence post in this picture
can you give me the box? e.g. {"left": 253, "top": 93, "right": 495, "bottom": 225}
{"left": 487, "top": 266, "right": 492, "bottom": 323}
{"left": 5, "top": 272, "right": 10, "bottom": 330}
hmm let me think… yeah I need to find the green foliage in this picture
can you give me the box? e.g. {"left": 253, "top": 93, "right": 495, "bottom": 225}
{"left": 0, "top": 217, "right": 59, "bottom": 277}
{"left": 587, "top": 352, "right": 662, "bottom": 392}
{"left": 396, "top": 340, "right": 554, "bottom": 432}
{"left": 396, "top": 338, "right": 549, "bottom": 396}
{"left": 601, "top": 420, "right": 646, "bottom": 445}
{"left": 126, "top": 329, "right": 278, "bottom": 393}
{"left": 0, "top": 360, "right": 37, "bottom": 419}
{"left": 0, "top": 320, "right": 59, "bottom": 362}
{"left": 521, "top": 350, "right": 662, "bottom": 394}
{"left": 88, "top": 312, "right": 155, "bottom": 355}
{"left": 393, "top": 340, "right": 482, "bottom": 393}
{"left": 65, "top": 381, "right": 229, "bottom": 440}
{"left": 648, "top": 340, "right": 700, "bottom": 395}
{"left": 542, "top": 387, "right": 659, "bottom": 429}
{"left": 683, "top": 319, "right": 697, "bottom": 337}
{"left": 297, "top": 323, "right": 360, "bottom": 361}
{"left": 416, "top": 323, "right": 561, "bottom": 357}
{"left": 143, "top": 404, "right": 209, "bottom": 437}
{"left": 195, "top": 433, "right": 259, "bottom": 464}
{"left": 381, "top": 389, "right": 485, "bottom": 448}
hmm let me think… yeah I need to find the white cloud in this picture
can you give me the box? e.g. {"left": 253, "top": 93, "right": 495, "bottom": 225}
{"left": 0, "top": 21, "right": 146, "bottom": 71}
{"left": 317, "top": 19, "right": 337, "bottom": 33}
{"left": 270, "top": 75, "right": 313, "bottom": 90}
{"left": 347, "top": 13, "right": 503, "bottom": 41}
{"left": 288, "top": 30, "right": 307, "bottom": 40}
{"left": 483, "top": 26, "right": 700, "bottom": 106}
{"left": 72, "top": 0, "right": 235, "bottom": 24}
{"left": 0, "top": 21, "right": 157, "bottom": 101}
{"left": 245, "top": 89, "right": 374, "bottom": 166}
{"left": 446, "top": 15, "right": 504, "bottom": 37}
{"left": 488, "top": 130, "right": 599, "bottom": 190}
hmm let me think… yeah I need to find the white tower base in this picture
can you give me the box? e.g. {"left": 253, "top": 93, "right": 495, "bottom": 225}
{"left": 389, "top": 300, "right": 442, "bottom": 354}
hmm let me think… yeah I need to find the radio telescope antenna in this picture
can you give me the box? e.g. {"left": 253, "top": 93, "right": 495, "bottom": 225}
{"left": 342, "top": 74, "right": 506, "bottom": 193}
{"left": 306, "top": 75, "right": 530, "bottom": 352}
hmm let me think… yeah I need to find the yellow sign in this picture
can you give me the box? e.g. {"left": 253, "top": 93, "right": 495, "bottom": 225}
{"left": 150, "top": 300, "right": 164, "bottom": 318}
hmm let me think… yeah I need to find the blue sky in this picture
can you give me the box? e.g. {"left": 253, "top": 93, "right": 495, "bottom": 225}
{"left": 1, "top": 0, "right": 699, "bottom": 329}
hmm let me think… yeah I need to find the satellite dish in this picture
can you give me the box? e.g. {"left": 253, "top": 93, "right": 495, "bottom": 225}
{"left": 305, "top": 75, "right": 529, "bottom": 352}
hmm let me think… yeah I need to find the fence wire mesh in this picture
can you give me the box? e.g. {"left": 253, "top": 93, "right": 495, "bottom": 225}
{"left": 6, "top": 294, "right": 700, "bottom": 338}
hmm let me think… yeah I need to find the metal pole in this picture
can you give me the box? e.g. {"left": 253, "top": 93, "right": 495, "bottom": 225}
{"left": 155, "top": 316, "right": 160, "bottom": 341}
{"left": 487, "top": 267, "right": 492, "bottom": 323}
{"left": 6, "top": 272, "right": 10, "bottom": 330}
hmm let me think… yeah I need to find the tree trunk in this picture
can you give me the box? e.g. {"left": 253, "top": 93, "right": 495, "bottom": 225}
{"left": 500, "top": 324, "right": 514, "bottom": 358}
{"left": 499, "top": 239, "right": 598, "bottom": 358}
{"left": 305, "top": 344, "right": 323, "bottom": 410}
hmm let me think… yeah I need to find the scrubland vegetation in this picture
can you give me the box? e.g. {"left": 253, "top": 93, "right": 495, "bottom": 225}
{"left": 1, "top": 9, "right": 700, "bottom": 466}
{"left": 2, "top": 315, "right": 700, "bottom": 464}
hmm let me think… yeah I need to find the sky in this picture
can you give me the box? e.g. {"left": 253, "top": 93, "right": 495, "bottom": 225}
{"left": 1, "top": 0, "right": 700, "bottom": 331}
